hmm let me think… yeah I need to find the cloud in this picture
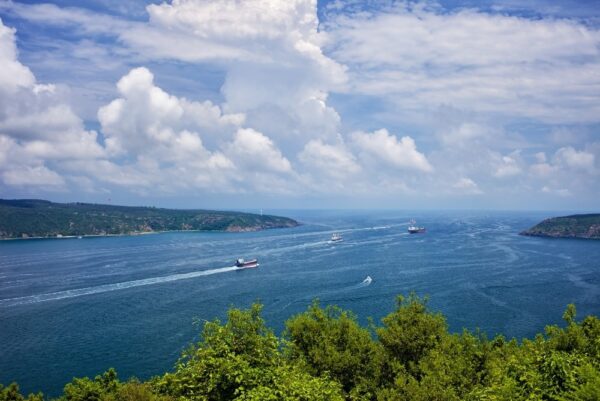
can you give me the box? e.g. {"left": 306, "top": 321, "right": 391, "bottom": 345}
{"left": 0, "top": 2, "right": 131, "bottom": 36}
{"left": 298, "top": 140, "right": 361, "bottom": 179}
{"left": 452, "top": 177, "right": 483, "bottom": 194}
{"left": 98, "top": 67, "right": 243, "bottom": 157}
{"left": 439, "top": 123, "right": 489, "bottom": 145}
{"left": 226, "top": 128, "right": 292, "bottom": 174}
{"left": 298, "top": 136, "right": 366, "bottom": 196}
{"left": 119, "top": 0, "right": 347, "bottom": 100}
{"left": 523, "top": 144, "right": 599, "bottom": 202}
{"left": 0, "top": 18, "right": 105, "bottom": 189}
{"left": 0, "top": 2, "right": 434, "bottom": 201}
{"left": 494, "top": 152, "right": 522, "bottom": 178}
{"left": 554, "top": 146, "right": 595, "bottom": 172}
{"left": 124, "top": 0, "right": 343, "bottom": 73}
{"left": 530, "top": 145, "right": 596, "bottom": 176}
{"left": 542, "top": 186, "right": 571, "bottom": 197}
{"left": 530, "top": 162, "right": 556, "bottom": 177}
{"left": 2, "top": 165, "right": 65, "bottom": 187}
{"left": 326, "top": 3, "right": 600, "bottom": 124}
{"left": 118, "top": 0, "right": 347, "bottom": 153}
{"left": 95, "top": 68, "right": 294, "bottom": 193}
{"left": 1, "top": 2, "right": 598, "bottom": 208}
{"left": 352, "top": 129, "right": 433, "bottom": 172}
{"left": 0, "top": 18, "right": 35, "bottom": 91}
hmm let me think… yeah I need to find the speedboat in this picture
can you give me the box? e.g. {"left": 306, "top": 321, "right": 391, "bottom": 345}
{"left": 235, "top": 258, "right": 259, "bottom": 269}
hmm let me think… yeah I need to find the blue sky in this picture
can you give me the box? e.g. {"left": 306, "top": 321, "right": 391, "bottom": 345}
{"left": 0, "top": 0, "right": 598, "bottom": 210}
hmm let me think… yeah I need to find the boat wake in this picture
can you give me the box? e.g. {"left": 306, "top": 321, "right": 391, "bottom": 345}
{"left": 271, "top": 276, "right": 373, "bottom": 313}
{"left": 322, "top": 276, "right": 373, "bottom": 293}
{"left": 346, "top": 276, "right": 372, "bottom": 290}
{"left": 0, "top": 265, "right": 239, "bottom": 307}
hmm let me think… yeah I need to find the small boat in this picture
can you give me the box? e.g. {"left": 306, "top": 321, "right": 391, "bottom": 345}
{"left": 330, "top": 233, "right": 343, "bottom": 242}
{"left": 408, "top": 220, "right": 426, "bottom": 234}
{"left": 235, "top": 258, "right": 259, "bottom": 269}
{"left": 363, "top": 276, "right": 372, "bottom": 285}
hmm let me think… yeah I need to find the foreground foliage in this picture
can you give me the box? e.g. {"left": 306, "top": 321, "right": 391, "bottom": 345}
{"left": 4, "top": 295, "right": 600, "bottom": 400}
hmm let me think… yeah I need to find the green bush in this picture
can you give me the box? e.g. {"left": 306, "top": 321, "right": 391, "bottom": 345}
{"left": 3, "top": 295, "right": 599, "bottom": 401}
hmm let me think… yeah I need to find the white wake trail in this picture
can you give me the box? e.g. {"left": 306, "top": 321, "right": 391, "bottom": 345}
{"left": 0, "top": 266, "right": 239, "bottom": 307}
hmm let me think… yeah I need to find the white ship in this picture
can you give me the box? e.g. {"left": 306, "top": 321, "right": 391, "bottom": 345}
{"left": 330, "top": 233, "right": 343, "bottom": 242}
{"left": 408, "top": 220, "right": 426, "bottom": 234}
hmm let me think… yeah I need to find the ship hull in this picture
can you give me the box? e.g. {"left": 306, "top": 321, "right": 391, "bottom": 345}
{"left": 235, "top": 259, "right": 259, "bottom": 269}
{"left": 236, "top": 263, "right": 259, "bottom": 269}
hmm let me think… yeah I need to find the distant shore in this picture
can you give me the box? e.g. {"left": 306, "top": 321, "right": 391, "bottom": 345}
{"left": 0, "top": 226, "right": 298, "bottom": 241}
{"left": 0, "top": 198, "right": 299, "bottom": 240}
{"left": 520, "top": 213, "right": 600, "bottom": 240}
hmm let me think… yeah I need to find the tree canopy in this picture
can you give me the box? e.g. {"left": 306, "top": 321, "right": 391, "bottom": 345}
{"left": 3, "top": 295, "right": 599, "bottom": 400}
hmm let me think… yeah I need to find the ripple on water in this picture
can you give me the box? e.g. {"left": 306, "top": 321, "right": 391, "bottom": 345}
{"left": 1, "top": 211, "right": 599, "bottom": 396}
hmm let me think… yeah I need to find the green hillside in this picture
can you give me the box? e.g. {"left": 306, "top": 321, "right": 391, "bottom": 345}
{"left": 521, "top": 214, "right": 600, "bottom": 239}
{"left": 0, "top": 199, "right": 298, "bottom": 239}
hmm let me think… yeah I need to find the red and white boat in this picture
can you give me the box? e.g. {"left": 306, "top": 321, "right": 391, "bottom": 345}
{"left": 235, "top": 258, "right": 259, "bottom": 269}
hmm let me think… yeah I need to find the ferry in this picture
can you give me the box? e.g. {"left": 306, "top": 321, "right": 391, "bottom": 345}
{"left": 408, "top": 220, "right": 426, "bottom": 234}
{"left": 235, "top": 258, "right": 259, "bottom": 269}
{"left": 330, "top": 233, "right": 343, "bottom": 242}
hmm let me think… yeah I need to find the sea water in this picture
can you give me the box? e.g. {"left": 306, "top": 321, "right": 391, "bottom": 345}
{"left": 1, "top": 210, "right": 599, "bottom": 395}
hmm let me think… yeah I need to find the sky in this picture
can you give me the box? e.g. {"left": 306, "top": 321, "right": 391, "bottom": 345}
{"left": 0, "top": 0, "right": 598, "bottom": 210}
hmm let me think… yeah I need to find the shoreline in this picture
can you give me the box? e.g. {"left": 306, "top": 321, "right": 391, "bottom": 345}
{"left": 519, "top": 232, "right": 599, "bottom": 240}
{"left": 0, "top": 225, "right": 300, "bottom": 241}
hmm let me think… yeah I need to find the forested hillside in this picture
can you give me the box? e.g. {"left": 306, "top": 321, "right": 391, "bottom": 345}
{"left": 2, "top": 295, "right": 599, "bottom": 400}
{"left": 521, "top": 214, "right": 600, "bottom": 239}
{"left": 0, "top": 199, "right": 298, "bottom": 239}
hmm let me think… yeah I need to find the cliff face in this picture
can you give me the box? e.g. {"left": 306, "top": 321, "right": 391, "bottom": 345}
{"left": 0, "top": 199, "right": 299, "bottom": 239}
{"left": 520, "top": 214, "right": 600, "bottom": 239}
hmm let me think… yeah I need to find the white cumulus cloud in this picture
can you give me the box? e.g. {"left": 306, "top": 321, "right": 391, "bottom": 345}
{"left": 226, "top": 128, "right": 292, "bottom": 174}
{"left": 98, "top": 67, "right": 243, "bottom": 158}
{"left": 0, "top": 18, "right": 35, "bottom": 91}
{"left": 0, "top": 18, "right": 105, "bottom": 190}
{"left": 299, "top": 139, "right": 360, "bottom": 178}
{"left": 352, "top": 129, "right": 433, "bottom": 173}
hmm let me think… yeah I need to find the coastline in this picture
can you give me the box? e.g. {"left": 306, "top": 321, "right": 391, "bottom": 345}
{"left": 0, "top": 199, "right": 300, "bottom": 241}
{"left": 519, "top": 232, "right": 600, "bottom": 240}
{"left": 0, "top": 224, "right": 300, "bottom": 241}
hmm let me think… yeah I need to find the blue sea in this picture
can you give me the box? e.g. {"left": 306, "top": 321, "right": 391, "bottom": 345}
{"left": 1, "top": 210, "right": 599, "bottom": 396}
